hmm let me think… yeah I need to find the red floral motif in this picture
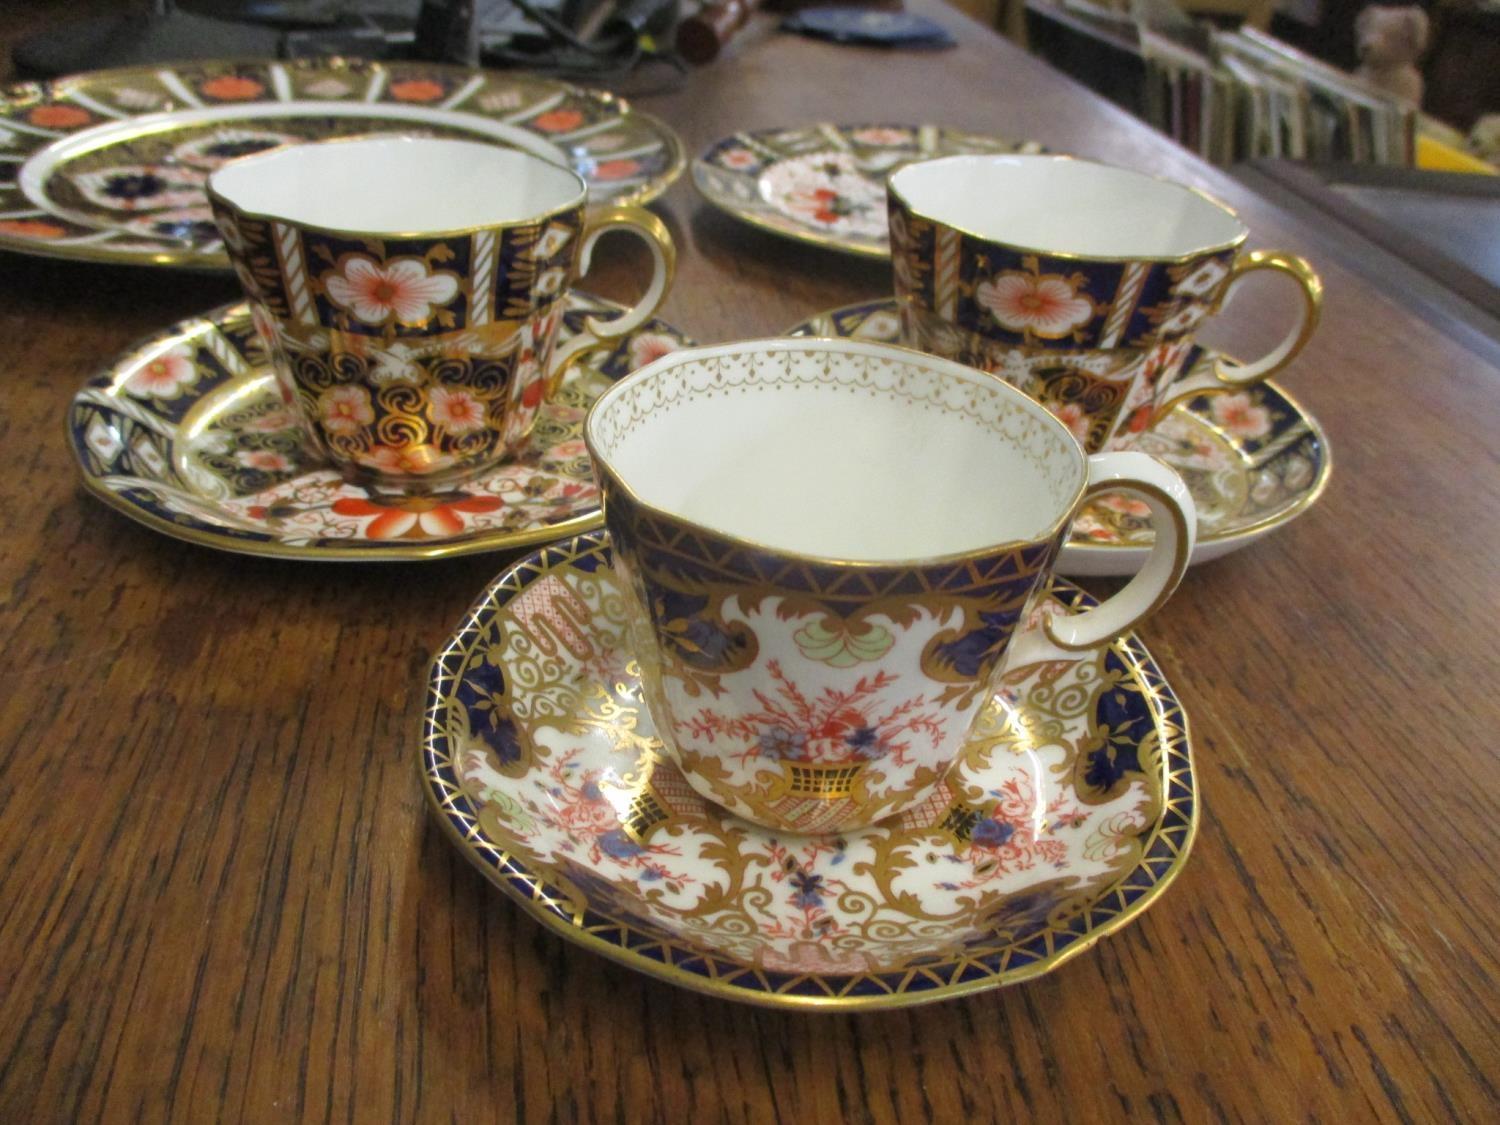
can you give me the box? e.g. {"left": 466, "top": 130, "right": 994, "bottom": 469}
{"left": 717, "top": 146, "right": 758, "bottom": 170}
{"left": 234, "top": 449, "right": 292, "bottom": 472}
{"left": 686, "top": 660, "right": 945, "bottom": 768}
{"left": 125, "top": 344, "right": 198, "bottom": 398}
{"left": 535, "top": 751, "right": 691, "bottom": 882}
{"left": 324, "top": 255, "right": 459, "bottom": 325}
{"left": 389, "top": 78, "right": 445, "bottom": 102}
{"left": 532, "top": 108, "right": 584, "bottom": 133}
{"left": 1124, "top": 404, "right": 1154, "bottom": 434}
{"left": 1209, "top": 391, "right": 1272, "bottom": 440}
{"left": 976, "top": 270, "right": 1094, "bottom": 339}
{"left": 0, "top": 219, "right": 66, "bottom": 239}
{"left": 850, "top": 126, "right": 910, "bottom": 146}
{"left": 200, "top": 76, "right": 264, "bottom": 101}
{"left": 627, "top": 332, "right": 680, "bottom": 370}
{"left": 1050, "top": 402, "right": 1092, "bottom": 446}
{"left": 317, "top": 385, "right": 373, "bottom": 435}
{"left": 428, "top": 385, "right": 488, "bottom": 435}
{"left": 1096, "top": 492, "right": 1151, "bottom": 518}
{"left": 28, "top": 105, "right": 90, "bottom": 128}
{"left": 942, "top": 777, "right": 1083, "bottom": 885}
{"left": 330, "top": 491, "right": 503, "bottom": 539}
{"left": 593, "top": 159, "right": 640, "bottom": 181}
{"left": 802, "top": 188, "right": 852, "bottom": 226}
{"left": 244, "top": 407, "right": 298, "bottom": 433}
{"left": 354, "top": 444, "right": 455, "bottom": 477}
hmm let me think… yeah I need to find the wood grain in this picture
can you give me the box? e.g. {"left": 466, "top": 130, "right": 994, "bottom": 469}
{"left": 3, "top": 3, "right": 1499, "bottom": 1121}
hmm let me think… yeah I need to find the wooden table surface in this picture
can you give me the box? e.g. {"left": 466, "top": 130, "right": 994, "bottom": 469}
{"left": 3, "top": 3, "right": 1498, "bottom": 1121}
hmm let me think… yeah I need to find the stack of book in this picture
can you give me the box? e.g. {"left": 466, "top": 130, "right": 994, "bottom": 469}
{"left": 1025, "top": 0, "right": 1416, "bottom": 165}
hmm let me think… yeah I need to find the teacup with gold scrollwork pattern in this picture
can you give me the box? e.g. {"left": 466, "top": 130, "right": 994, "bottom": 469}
{"left": 209, "top": 137, "right": 674, "bottom": 490}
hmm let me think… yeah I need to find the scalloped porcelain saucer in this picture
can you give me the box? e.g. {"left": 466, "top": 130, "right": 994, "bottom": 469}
{"left": 787, "top": 299, "right": 1332, "bottom": 576}
{"left": 422, "top": 531, "right": 1197, "bottom": 1010}
{"left": 68, "top": 292, "right": 692, "bottom": 561}
{"left": 692, "top": 124, "right": 1042, "bottom": 258}
{"left": 0, "top": 60, "right": 683, "bottom": 269}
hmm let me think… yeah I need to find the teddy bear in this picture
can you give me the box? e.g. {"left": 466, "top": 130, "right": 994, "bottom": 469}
{"left": 1354, "top": 5, "right": 1430, "bottom": 107}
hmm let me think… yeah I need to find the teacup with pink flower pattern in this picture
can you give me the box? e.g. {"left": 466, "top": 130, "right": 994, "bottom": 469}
{"left": 209, "top": 137, "right": 673, "bottom": 488}
{"left": 887, "top": 155, "right": 1321, "bottom": 453}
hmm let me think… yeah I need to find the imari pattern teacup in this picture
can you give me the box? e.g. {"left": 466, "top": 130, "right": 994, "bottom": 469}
{"left": 888, "top": 154, "right": 1321, "bottom": 453}
{"left": 209, "top": 137, "right": 674, "bottom": 489}
{"left": 585, "top": 338, "right": 1197, "bottom": 835}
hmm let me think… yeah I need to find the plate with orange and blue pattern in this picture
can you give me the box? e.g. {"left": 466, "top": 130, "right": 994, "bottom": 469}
{"left": 0, "top": 59, "right": 684, "bottom": 269}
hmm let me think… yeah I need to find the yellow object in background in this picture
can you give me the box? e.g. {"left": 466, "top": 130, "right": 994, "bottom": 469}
{"left": 1415, "top": 132, "right": 1497, "bottom": 175}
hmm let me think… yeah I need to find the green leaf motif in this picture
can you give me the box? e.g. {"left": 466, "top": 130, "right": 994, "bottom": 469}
{"left": 793, "top": 617, "right": 894, "bottom": 668}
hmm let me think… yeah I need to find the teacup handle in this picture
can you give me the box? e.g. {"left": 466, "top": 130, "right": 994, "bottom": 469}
{"left": 1153, "top": 249, "right": 1322, "bottom": 422}
{"left": 546, "top": 205, "right": 677, "bottom": 394}
{"left": 1007, "top": 452, "right": 1196, "bottom": 666}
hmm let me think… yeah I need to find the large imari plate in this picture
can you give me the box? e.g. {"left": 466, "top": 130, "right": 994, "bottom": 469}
{"left": 423, "top": 531, "right": 1197, "bottom": 1010}
{"left": 788, "top": 299, "right": 1332, "bottom": 577}
{"left": 68, "top": 292, "right": 691, "bottom": 561}
{"left": 692, "top": 123, "right": 1043, "bottom": 258}
{"left": 0, "top": 60, "right": 685, "bottom": 269}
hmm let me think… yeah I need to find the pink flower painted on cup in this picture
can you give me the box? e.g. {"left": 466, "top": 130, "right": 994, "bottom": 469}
{"left": 1209, "top": 392, "right": 1271, "bottom": 440}
{"left": 125, "top": 343, "right": 198, "bottom": 399}
{"left": 324, "top": 256, "right": 459, "bottom": 326}
{"left": 318, "top": 384, "right": 374, "bottom": 435}
{"left": 330, "top": 492, "right": 504, "bottom": 539}
{"left": 976, "top": 271, "right": 1094, "bottom": 339}
{"left": 627, "top": 332, "right": 681, "bottom": 370}
{"left": 234, "top": 449, "right": 292, "bottom": 472}
{"left": 428, "top": 385, "right": 489, "bottom": 435}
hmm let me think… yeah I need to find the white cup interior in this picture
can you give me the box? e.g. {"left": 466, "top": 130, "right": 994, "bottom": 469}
{"left": 208, "top": 136, "right": 584, "bottom": 232}
{"left": 588, "top": 340, "right": 1084, "bottom": 562}
{"left": 890, "top": 155, "right": 1245, "bottom": 259}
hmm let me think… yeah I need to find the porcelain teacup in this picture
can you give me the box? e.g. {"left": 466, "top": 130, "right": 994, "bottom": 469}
{"left": 208, "top": 136, "right": 674, "bottom": 489}
{"left": 887, "top": 154, "right": 1321, "bottom": 453}
{"left": 585, "top": 338, "right": 1197, "bottom": 835}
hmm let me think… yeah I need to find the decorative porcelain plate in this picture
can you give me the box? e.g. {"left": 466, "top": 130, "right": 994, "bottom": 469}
{"left": 423, "top": 531, "right": 1197, "bottom": 1010}
{"left": 0, "top": 60, "right": 684, "bottom": 269}
{"left": 788, "top": 299, "right": 1332, "bottom": 576}
{"left": 692, "top": 124, "right": 1042, "bottom": 258}
{"left": 68, "top": 292, "right": 691, "bottom": 561}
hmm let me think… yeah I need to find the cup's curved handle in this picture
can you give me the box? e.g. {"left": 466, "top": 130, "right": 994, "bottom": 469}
{"left": 545, "top": 205, "right": 677, "bottom": 395}
{"left": 1007, "top": 452, "right": 1196, "bottom": 666}
{"left": 1153, "top": 249, "right": 1322, "bottom": 422}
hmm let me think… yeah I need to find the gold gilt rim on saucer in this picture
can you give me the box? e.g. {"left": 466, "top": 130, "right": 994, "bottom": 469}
{"left": 421, "top": 530, "right": 1199, "bottom": 1011}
